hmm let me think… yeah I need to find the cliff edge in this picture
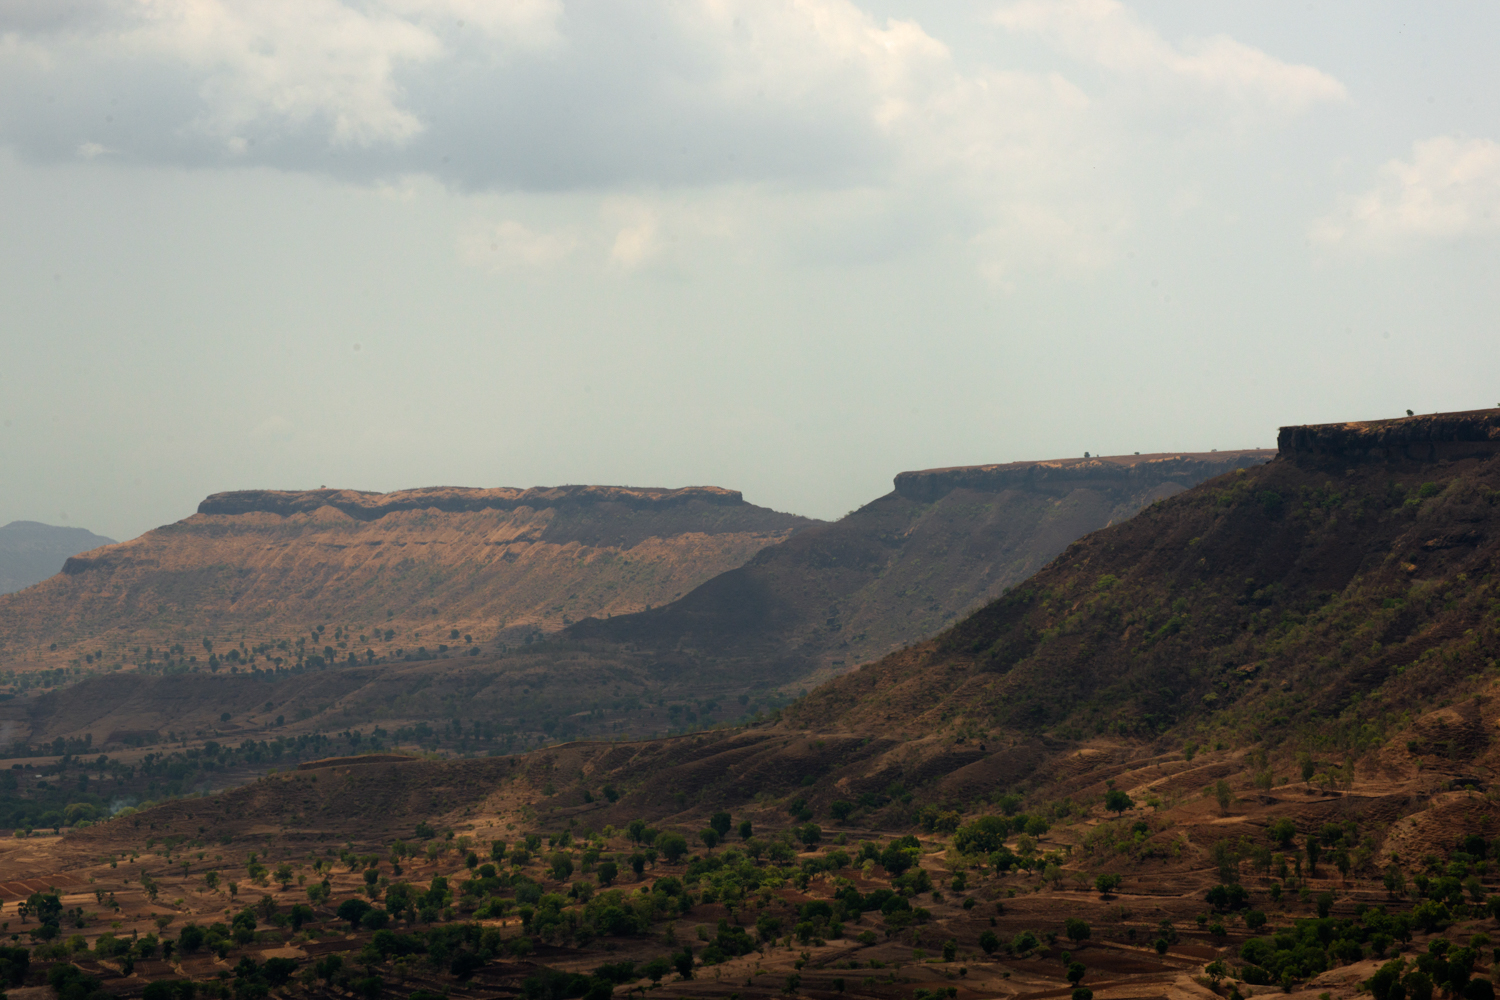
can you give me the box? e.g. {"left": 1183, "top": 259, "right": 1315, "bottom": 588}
{"left": 198, "top": 484, "right": 746, "bottom": 519}
{"left": 893, "top": 449, "right": 1273, "bottom": 504}
{"left": 1278, "top": 408, "right": 1500, "bottom": 463}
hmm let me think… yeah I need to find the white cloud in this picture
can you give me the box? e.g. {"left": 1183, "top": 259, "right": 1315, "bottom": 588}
{"left": 121, "top": 0, "right": 444, "bottom": 147}
{"left": 380, "top": 0, "right": 562, "bottom": 47}
{"left": 603, "top": 199, "right": 662, "bottom": 271}
{"left": 0, "top": 0, "right": 1349, "bottom": 281}
{"left": 459, "top": 218, "right": 578, "bottom": 269}
{"left": 1313, "top": 136, "right": 1500, "bottom": 248}
{"left": 993, "top": 0, "right": 1346, "bottom": 115}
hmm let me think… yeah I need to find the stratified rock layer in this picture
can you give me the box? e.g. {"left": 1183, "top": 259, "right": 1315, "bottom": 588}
{"left": 1278, "top": 408, "right": 1500, "bottom": 463}
{"left": 0, "top": 485, "right": 813, "bottom": 672}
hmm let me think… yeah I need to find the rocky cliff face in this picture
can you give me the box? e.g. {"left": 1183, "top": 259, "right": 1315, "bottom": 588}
{"left": 0, "top": 485, "right": 813, "bottom": 674}
{"left": 1277, "top": 408, "right": 1500, "bottom": 463}
{"left": 569, "top": 449, "right": 1275, "bottom": 686}
{"left": 195, "top": 484, "right": 747, "bottom": 519}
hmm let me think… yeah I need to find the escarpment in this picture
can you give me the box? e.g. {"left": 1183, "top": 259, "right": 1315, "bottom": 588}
{"left": 568, "top": 449, "right": 1275, "bottom": 680}
{"left": 1277, "top": 407, "right": 1500, "bottom": 463}
{"left": 0, "top": 484, "right": 815, "bottom": 672}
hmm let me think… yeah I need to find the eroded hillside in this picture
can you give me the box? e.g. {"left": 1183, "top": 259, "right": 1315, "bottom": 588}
{"left": 792, "top": 409, "right": 1500, "bottom": 746}
{"left": 569, "top": 450, "right": 1272, "bottom": 686}
{"left": 7, "top": 414, "right": 1500, "bottom": 1000}
{"left": 0, "top": 485, "right": 813, "bottom": 675}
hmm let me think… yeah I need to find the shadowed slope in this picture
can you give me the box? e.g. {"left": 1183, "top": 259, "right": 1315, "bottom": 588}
{"left": 792, "top": 409, "right": 1500, "bottom": 746}
{"left": 567, "top": 450, "right": 1272, "bottom": 684}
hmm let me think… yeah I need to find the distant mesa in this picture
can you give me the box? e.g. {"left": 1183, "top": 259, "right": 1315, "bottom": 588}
{"left": 567, "top": 448, "right": 1277, "bottom": 678}
{"left": 0, "top": 520, "right": 116, "bottom": 595}
{"left": 0, "top": 481, "right": 812, "bottom": 675}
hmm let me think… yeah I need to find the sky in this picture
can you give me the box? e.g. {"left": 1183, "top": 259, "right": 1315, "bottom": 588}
{"left": 2, "top": 0, "right": 1498, "bottom": 542}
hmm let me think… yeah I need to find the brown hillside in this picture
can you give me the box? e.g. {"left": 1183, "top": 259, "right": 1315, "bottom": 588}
{"left": 0, "top": 484, "right": 813, "bottom": 675}
{"left": 791, "top": 408, "right": 1500, "bottom": 743}
{"left": 568, "top": 450, "right": 1272, "bottom": 686}
{"left": 7, "top": 416, "right": 1500, "bottom": 1000}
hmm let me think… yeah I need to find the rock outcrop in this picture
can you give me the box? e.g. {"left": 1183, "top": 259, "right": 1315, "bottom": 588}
{"left": 197, "top": 484, "right": 746, "bottom": 519}
{"left": 1278, "top": 408, "right": 1500, "bottom": 463}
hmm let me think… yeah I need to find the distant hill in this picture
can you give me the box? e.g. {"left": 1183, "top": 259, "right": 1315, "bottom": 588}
{"left": 566, "top": 449, "right": 1273, "bottom": 688}
{"left": 3, "top": 453, "right": 1273, "bottom": 752}
{"left": 0, "top": 485, "right": 814, "bottom": 674}
{"left": 792, "top": 408, "right": 1500, "bottom": 749}
{"left": 0, "top": 521, "right": 115, "bottom": 595}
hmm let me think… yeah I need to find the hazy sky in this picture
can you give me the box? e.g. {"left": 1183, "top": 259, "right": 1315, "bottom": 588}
{"left": 3, "top": 1, "right": 1498, "bottom": 541}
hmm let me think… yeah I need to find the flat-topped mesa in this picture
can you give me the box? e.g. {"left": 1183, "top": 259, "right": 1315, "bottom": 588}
{"left": 1278, "top": 408, "right": 1500, "bottom": 464}
{"left": 198, "top": 484, "right": 747, "bottom": 520}
{"left": 893, "top": 450, "right": 1274, "bottom": 504}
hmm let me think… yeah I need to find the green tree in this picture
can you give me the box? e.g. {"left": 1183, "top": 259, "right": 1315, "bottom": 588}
{"left": 1267, "top": 818, "right": 1297, "bottom": 848}
{"left": 597, "top": 860, "right": 618, "bottom": 886}
{"left": 658, "top": 833, "right": 689, "bottom": 864}
{"left": 549, "top": 854, "right": 575, "bottom": 881}
{"left": 641, "top": 958, "right": 670, "bottom": 984}
{"left": 1104, "top": 789, "right": 1133, "bottom": 814}
{"left": 1211, "top": 841, "right": 1241, "bottom": 883}
{"left": 337, "top": 898, "right": 372, "bottom": 929}
{"left": 710, "top": 812, "right": 732, "bottom": 837}
{"left": 1384, "top": 863, "right": 1407, "bottom": 897}
{"left": 1067, "top": 962, "right": 1086, "bottom": 986}
{"left": 979, "top": 930, "right": 999, "bottom": 955}
{"left": 738, "top": 819, "right": 753, "bottom": 840}
{"left": 1065, "top": 918, "right": 1091, "bottom": 943}
{"left": 1213, "top": 780, "right": 1233, "bottom": 815}
{"left": 700, "top": 829, "right": 720, "bottom": 852}
{"left": 1094, "top": 874, "right": 1121, "bottom": 896}
{"left": 1405, "top": 971, "right": 1434, "bottom": 1000}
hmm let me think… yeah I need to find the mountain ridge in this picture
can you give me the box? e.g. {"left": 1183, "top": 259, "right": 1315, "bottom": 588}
{"left": 566, "top": 448, "right": 1274, "bottom": 683}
